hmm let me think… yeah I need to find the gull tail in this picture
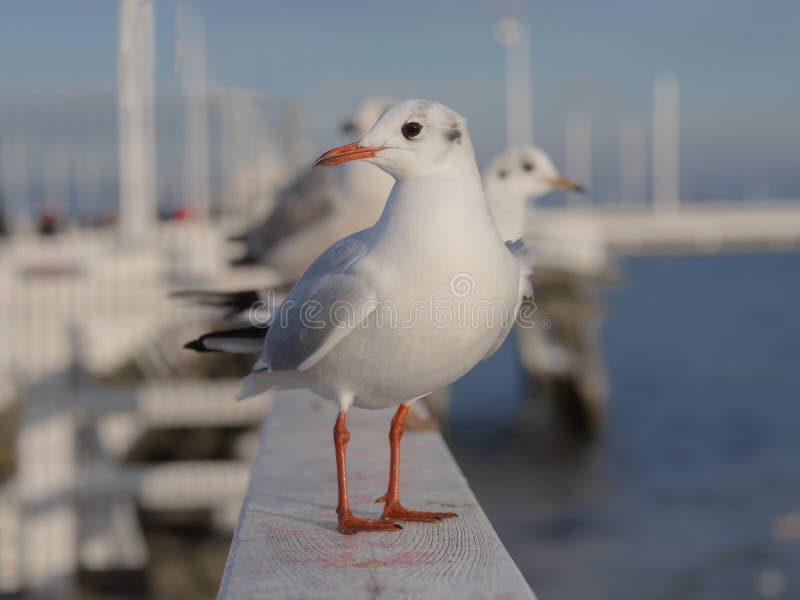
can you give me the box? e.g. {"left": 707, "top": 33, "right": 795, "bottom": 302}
{"left": 237, "top": 370, "right": 272, "bottom": 400}
{"left": 236, "top": 362, "right": 300, "bottom": 401}
{"left": 183, "top": 326, "right": 268, "bottom": 354}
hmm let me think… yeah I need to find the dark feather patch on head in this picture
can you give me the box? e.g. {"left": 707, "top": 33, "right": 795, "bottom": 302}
{"left": 445, "top": 123, "right": 462, "bottom": 144}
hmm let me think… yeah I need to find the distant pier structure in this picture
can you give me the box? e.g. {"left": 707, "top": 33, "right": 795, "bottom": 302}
{"left": 652, "top": 73, "right": 680, "bottom": 211}
{"left": 493, "top": 13, "right": 534, "bottom": 146}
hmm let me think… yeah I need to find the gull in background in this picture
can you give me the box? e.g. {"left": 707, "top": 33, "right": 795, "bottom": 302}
{"left": 186, "top": 99, "right": 533, "bottom": 534}
{"left": 483, "top": 145, "right": 583, "bottom": 242}
{"left": 231, "top": 96, "right": 396, "bottom": 277}
{"left": 482, "top": 146, "right": 585, "bottom": 383}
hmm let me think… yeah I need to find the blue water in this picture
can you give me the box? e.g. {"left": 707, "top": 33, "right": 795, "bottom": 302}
{"left": 448, "top": 252, "right": 800, "bottom": 600}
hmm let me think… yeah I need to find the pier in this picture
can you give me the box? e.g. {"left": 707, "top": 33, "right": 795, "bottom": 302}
{"left": 530, "top": 199, "right": 800, "bottom": 256}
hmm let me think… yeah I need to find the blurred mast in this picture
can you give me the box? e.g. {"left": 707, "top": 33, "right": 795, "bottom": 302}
{"left": 218, "top": 88, "right": 267, "bottom": 217}
{"left": 493, "top": 11, "right": 533, "bottom": 146}
{"left": 0, "top": 138, "right": 31, "bottom": 233}
{"left": 652, "top": 73, "right": 680, "bottom": 210}
{"left": 176, "top": 1, "right": 210, "bottom": 221}
{"left": 42, "top": 144, "right": 70, "bottom": 225}
{"left": 117, "top": 0, "right": 156, "bottom": 244}
{"left": 565, "top": 110, "right": 592, "bottom": 205}
{"left": 619, "top": 117, "right": 647, "bottom": 205}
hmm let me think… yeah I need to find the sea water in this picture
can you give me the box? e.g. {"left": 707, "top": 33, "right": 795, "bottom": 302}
{"left": 448, "top": 252, "right": 800, "bottom": 600}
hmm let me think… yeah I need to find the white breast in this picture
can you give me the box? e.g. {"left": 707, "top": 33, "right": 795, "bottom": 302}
{"left": 305, "top": 173, "right": 522, "bottom": 409}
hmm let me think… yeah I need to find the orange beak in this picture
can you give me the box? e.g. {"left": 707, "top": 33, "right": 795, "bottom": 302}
{"left": 550, "top": 177, "right": 585, "bottom": 193}
{"left": 314, "top": 141, "right": 385, "bottom": 167}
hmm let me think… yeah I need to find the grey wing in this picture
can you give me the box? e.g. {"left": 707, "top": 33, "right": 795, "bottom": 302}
{"left": 244, "top": 167, "right": 338, "bottom": 259}
{"left": 506, "top": 239, "right": 535, "bottom": 299}
{"left": 481, "top": 240, "right": 537, "bottom": 362}
{"left": 263, "top": 236, "right": 375, "bottom": 372}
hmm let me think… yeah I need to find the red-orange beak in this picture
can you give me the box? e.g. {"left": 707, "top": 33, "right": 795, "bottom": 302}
{"left": 550, "top": 177, "right": 585, "bottom": 193}
{"left": 314, "top": 141, "right": 385, "bottom": 167}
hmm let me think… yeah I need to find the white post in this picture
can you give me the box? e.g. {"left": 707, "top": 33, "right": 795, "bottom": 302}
{"left": 493, "top": 15, "right": 533, "bottom": 147}
{"left": 176, "top": 0, "right": 210, "bottom": 221}
{"left": 117, "top": 0, "right": 157, "bottom": 244}
{"left": 619, "top": 117, "right": 648, "bottom": 205}
{"left": 565, "top": 110, "right": 592, "bottom": 205}
{"left": 219, "top": 89, "right": 274, "bottom": 218}
{"left": 652, "top": 73, "right": 680, "bottom": 211}
{"left": 218, "top": 88, "right": 237, "bottom": 214}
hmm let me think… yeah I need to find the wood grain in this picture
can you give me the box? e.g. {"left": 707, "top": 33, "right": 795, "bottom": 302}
{"left": 219, "top": 392, "right": 536, "bottom": 600}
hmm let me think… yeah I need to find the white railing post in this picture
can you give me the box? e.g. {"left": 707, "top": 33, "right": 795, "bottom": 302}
{"left": 652, "top": 73, "right": 680, "bottom": 211}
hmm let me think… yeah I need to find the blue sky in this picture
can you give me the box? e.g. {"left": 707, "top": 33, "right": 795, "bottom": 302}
{"left": 1, "top": 1, "right": 798, "bottom": 199}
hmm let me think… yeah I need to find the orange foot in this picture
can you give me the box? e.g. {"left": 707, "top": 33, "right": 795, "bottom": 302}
{"left": 338, "top": 512, "right": 403, "bottom": 535}
{"left": 380, "top": 501, "right": 458, "bottom": 523}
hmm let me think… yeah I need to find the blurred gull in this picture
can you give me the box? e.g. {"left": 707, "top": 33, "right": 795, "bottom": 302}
{"left": 232, "top": 96, "right": 396, "bottom": 278}
{"left": 187, "top": 99, "right": 533, "bottom": 534}
{"left": 483, "top": 147, "right": 585, "bottom": 379}
{"left": 483, "top": 145, "right": 583, "bottom": 241}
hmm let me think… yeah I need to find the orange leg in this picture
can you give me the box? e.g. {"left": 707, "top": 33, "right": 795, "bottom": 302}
{"left": 376, "top": 405, "right": 458, "bottom": 523}
{"left": 333, "top": 411, "right": 402, "bottom": 535}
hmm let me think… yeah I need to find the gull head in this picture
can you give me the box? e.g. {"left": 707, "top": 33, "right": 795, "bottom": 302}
{"left": 316, "top": 99, "right": 473, "bottom": 180}
{"left": 340, "top": 96, "right": 396, "bottom": 137}
{"left": 484, "top": 146, "right": 584, "bottom": 200}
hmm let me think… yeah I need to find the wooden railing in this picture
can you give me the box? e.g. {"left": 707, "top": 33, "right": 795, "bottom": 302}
{"left": 218, "top": 391, "right": 536, "bottom": 599}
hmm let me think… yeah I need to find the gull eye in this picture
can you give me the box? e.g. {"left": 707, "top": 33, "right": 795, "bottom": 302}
{"left": 498, "top": 169, "right": 508, "bottom": 179}
{"left": 401, "top": 121, "right": 422, "bottom": 139}
{"left": 521, "top": 161, "right": 535, "bottom": 172}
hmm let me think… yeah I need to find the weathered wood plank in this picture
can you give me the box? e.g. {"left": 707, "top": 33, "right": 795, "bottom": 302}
{"left": 219, "top": 392, "right": 536, "bottom": 600}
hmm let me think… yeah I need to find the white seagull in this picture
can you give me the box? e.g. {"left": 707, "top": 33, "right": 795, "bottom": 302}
{"left": 188, "top": 99, "right": 533, "bottom": 534}
{"left": 483, "top": 145, "right": 583, "bottom": 242}
{"left": 232, "top": 96, "right": 396, "bottom": 278}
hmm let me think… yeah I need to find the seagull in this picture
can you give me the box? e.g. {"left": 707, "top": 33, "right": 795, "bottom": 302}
{"left": 231, "top": 96, "right": 396, "bottom": 278}
{"left": 483, "top": 145, "right": 583, "bottom": 242}
{"left": 186, "top": 99, "right": 533, "bottom": 534}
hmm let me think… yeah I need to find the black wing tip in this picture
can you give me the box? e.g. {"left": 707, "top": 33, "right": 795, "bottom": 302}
{"left": 183, "top": 338, "right": 212, "bottom": 353}
{"left": 183, "top": 326, "right": 269, "bottom": 353}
